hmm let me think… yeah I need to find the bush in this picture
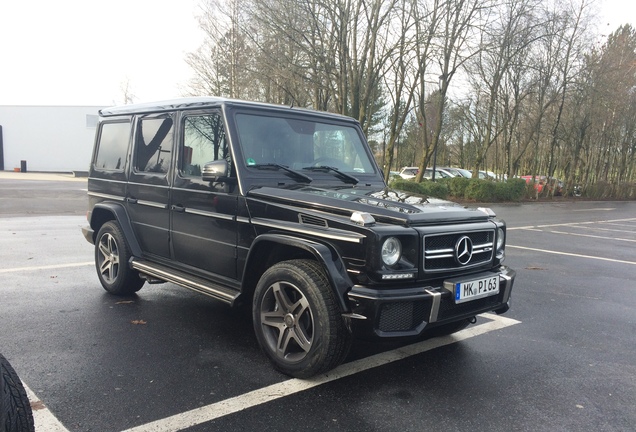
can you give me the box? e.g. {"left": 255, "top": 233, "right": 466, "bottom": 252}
{"left": 389, "top": 178, "right": 449, "bottom": 199}
{"left": 496, "top": 178, "right": 526, "bottom": 202}
{"left": 448, "top": 176, "right": 470, "bottom": 197}
{"left": 389, "top": 177, "right": 526, "bottom": 202}
{"left": 464, "top": 179, "right": 497, "bottom": 201}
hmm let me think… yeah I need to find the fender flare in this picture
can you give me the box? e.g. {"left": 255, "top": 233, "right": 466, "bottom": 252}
{"left": 90, "top": 202, "right": 143, "bottom": 257}
{"left": 245, "top": 234, "right": 353, "bottom": 313}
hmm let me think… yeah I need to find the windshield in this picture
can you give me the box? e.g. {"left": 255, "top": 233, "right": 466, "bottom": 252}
{"left": 235, "top": 113, "right": 377, "bottom": 175}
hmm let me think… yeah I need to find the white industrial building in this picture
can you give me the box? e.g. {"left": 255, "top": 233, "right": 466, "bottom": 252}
{"left": 0, "top": 105, "right": 106, "bottom": 173}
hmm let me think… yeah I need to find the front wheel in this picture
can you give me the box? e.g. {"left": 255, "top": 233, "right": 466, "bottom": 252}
{"left": 95, "top": 221, "right": 144, "bottom": 295}
{"left": 252, "top": 260, "right": 351, "bottom": 378}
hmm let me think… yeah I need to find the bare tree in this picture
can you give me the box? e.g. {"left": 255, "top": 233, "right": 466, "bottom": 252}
{"left": 414, "top": 0, "right": 491, "bottom": 183}
{"left": 119, "top": 78, "right": 136, "bottom": 105}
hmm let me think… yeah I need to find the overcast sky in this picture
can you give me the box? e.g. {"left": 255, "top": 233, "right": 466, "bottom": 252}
{"left": 0, "top": 0, "right": 633, "bottom": 107}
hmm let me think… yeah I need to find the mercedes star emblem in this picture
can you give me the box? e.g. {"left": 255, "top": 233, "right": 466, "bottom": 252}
{"left": 455, "top": 236, "right": 473, "bottom": 265}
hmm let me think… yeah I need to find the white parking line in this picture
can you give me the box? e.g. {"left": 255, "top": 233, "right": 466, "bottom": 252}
{"left": 510, "top": 217, "right": 636, "bottom": 232}
{"left": 0, "top": 262, "right": 93, "bottom": 274}
{"left": 548, "top": 230, "right": 636, "bottom": 242}
{"left": 23, "top": 383, "right": 70, "bottom": 432}
{"left": 566, "top": 225, "right": 636, "bottom": 234}
{"left": 604, "top": 222, "right": 636, "bottom": 228}
{"left": 121, "top": 313, "right": 520, "bottom": 432}
{"left": 508, "top": 244, "right": 636, "bottom": 265}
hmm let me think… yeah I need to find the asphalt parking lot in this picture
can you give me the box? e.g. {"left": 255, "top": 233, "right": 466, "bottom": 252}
{"left": 1, "top": 173, "right": 635, "bottom": 432}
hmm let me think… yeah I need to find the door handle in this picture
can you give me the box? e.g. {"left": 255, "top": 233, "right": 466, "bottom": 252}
{"left": 126, "top": 197, "right": 138, "bottom": 204}
{"left": 171, "top": 205, "right": 185, "bottom": 212}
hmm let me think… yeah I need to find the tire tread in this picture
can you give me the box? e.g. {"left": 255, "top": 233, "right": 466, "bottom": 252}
{"left": 0, "top": 354, "right": 35, "bottom": 432}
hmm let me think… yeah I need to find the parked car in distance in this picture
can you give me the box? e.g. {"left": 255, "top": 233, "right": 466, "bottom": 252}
{"left": 438, "top": 167, "right": 472, "bottom": 178}
{"left": 422, "top": 167, "right": 456, "bottom": 180}
{"left": 520, "top": 175, "right": 546, "bottom": 193}
{"left": 399, "top": 166, "right": 419, "bottom": 179}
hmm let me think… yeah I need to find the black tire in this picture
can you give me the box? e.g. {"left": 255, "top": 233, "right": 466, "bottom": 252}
{"left": 0, "top": 354, "right": 35, "bottom": 432}
{"left": 252, "top": 260, "right": 352, "bottom": 378}
{"left": 95, "top": 221, "right": 144, "bottom": 295}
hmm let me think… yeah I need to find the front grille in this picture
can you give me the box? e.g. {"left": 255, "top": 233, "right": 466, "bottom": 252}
{"left": 378, "top": 301, "right": 427, "bottom": 332}
{"left": 424, "top": 230, "right": 494, "bottom": 272}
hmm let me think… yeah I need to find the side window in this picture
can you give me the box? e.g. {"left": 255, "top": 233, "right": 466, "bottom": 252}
{"left": 134, "top": 116, "right": 174, "bottom": 174}
{"left": 94, "top": 121, "right": 130, "bottom": 170}
{"left": 180, "top": 113, "right": 228, "bottom": 176}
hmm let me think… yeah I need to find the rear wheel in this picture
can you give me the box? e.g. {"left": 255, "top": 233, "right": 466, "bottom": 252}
{"left": 252, "top": 260, "right": 351, "bottom": 378}
{"left": 0, "top": 354, "right": 35, "bottom": 432}
{"left": 95, "top": 221, "right": 144, "bottom": 295}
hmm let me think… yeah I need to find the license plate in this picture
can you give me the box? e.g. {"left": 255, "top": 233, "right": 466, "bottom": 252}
{"left": 454, "top": 275, "right": 500, "bottom": 303}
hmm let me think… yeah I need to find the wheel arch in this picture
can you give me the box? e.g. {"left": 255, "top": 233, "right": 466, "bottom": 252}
{"left": 242, "top": 234, "right": 353, "bottom": 313}
{"left": 89, "top": 202, "right": 142, "bottom": 257}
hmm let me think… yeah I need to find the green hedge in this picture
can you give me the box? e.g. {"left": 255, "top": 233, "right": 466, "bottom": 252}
{"left": 389, "top": 177, "right": 526, "bottom": 202}
{"left": 496, "top": 178, "right": 526, "bottom": 201}
{"left": 389, "top": 178, "right": 449, "bottom": 199}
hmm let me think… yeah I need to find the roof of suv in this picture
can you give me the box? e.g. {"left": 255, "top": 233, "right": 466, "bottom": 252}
{"left": 99, "top": 97, "right": 356, "bottom": 123}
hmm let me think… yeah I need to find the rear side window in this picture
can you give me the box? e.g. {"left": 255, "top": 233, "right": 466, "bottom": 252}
{"left": 94, "top": 121, "right": 131, "bottom": 170}
{"left": 135, "top": 116, "right": 174, "bottom": 174}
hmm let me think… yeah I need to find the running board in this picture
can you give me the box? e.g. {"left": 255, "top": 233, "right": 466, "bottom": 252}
{"left": 131, "top": 259, "right": 240, "bottom": 306}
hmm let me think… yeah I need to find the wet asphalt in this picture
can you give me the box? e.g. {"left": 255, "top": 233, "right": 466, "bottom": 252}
{"left": 1, "top": 174, "right": 635, "bottom": 432}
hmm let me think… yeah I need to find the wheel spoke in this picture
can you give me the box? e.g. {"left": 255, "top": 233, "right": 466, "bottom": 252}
{"left": 290, "top": 326, "right": 312, "bottom": 353}
{"left": 99, "top": 256, "right": 111, "bottom": 275}
{"left": 98, "top": 241, "right": 110, "bottom": 259}
{"left": 277, "top": 327, "right": 294, "bottom": 354}
{"left": 271, "top": 282, "right": 294, "bottom": 313}
{"left": 261, "top": 310, "right": 285, "bottom": 330}
{"left": 290, "top": 296, "right": 310, "bottom": 317}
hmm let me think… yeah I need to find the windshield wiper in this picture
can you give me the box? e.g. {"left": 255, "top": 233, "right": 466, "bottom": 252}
{"left": 251, "top": 163, "right": 313, "bottom": 183}
{"left": 302, "top": 166, "right": 359, "bottom": 185}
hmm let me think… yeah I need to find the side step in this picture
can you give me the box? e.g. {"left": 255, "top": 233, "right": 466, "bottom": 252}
{"left": 131, "top": 259, "right": 240, "bottom": 306}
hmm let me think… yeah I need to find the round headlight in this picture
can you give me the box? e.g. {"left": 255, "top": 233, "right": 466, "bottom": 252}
{"left": 381, "top": 237, "right": 402, "bottom": 266}
{"left": 496, "top": 228, "right": 505, "bottom": 251}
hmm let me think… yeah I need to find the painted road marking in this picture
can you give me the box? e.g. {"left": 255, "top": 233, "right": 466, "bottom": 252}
{"left": 509, "top": 218, "right": 636, "bottom": 232}
{"left": 548, "top": 230, "right": 636, "bottom": 242}
{"left": 120, "top": 313, "right": 520, "bottom": 432}
{"left": 23, "top": 383, "right": 70, "bottom": 432}
{"left": 507, "top": 245, "right": 636, "bottom": 265}
{"left": 0, "top": 261, "right": 93, "bottom": 274}
{"left": 566, "top": 225, "right": 636, "bottom": 234}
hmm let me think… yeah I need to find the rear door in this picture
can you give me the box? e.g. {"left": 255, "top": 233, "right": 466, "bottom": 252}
{"left": 127, "top": 114, "right": 175, "bottom": 259}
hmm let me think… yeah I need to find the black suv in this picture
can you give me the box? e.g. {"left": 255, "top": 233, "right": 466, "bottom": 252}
{"left": 82, "top": 97, "right": 515, "bottom": 378}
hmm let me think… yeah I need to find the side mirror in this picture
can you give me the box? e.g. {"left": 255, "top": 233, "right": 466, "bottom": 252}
{"left": 201, "top": 160, "right": 228, "bottom": 182}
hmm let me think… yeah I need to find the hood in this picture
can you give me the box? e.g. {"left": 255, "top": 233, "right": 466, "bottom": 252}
{"left": 247, "top": 185, "right": 491, "bottom": 225}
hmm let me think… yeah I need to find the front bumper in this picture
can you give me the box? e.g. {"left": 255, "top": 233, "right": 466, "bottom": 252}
{"left": 346, "top": 266, "right": 515, "bottom": 339}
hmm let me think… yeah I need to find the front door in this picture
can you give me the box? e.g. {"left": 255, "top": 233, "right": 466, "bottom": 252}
{"left": 170, "top": 111, "right": 238, "bottom": 279}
